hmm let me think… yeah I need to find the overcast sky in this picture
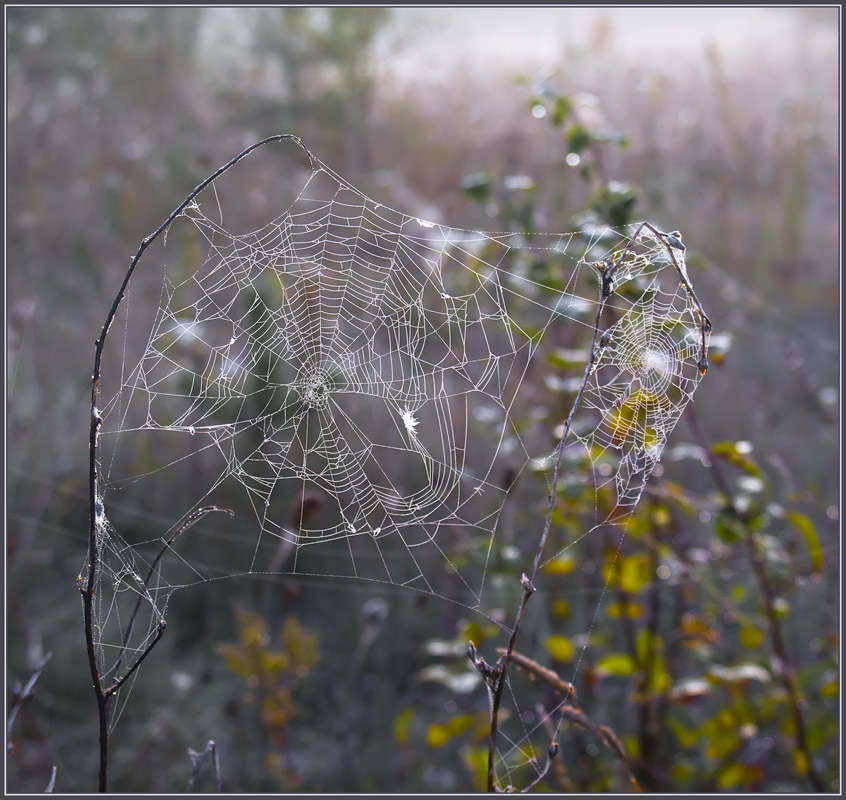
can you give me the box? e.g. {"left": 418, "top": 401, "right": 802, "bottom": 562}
{"left": 384, "top": 6, "right": 838, "bottom": 76}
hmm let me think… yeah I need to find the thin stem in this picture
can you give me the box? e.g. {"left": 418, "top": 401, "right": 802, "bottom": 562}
{"left": 685, "top": 405, "right": 824, "bottom": 793}
{"left": 504, "top": 648, "right": 641, "bottom": 792}
{"left": 212, "top": 741, "right": 222, "bottom": 793}
{"left": 520, "top": 742, "right": 559, "bottom": 793}
{"left": 559, "top": 707, "right": 642, "bottom": 792}
{"left": 476, "top": 224, "right": 711, "bottom": 792}
{"left": 85, "top": 134, "right": 309, "bottom": 792}
{"left": 497, "top": 648, "right": 576, "bottom": 701}
{"left": 538, "top": 704, "right": 573, "bottom": 791}
{"left": 45, "top": 766, "right": 57, "bottom": 793}
{"left": 6, "top": 651, "right": 52, "bottom": 744}
{"left": 481, "top": 295, "right": 609, "bottom": 792}
{"left": 111, "top": 506, "right": 233, "bottom": 680}
{"left": 105, "top": 619, "right": 167, "bottom": 698}
{"left": 637, "top": 222, "right": 712, "bottom": 369}
{"left": 186, "top": 740, "right": 221, "bottom": 793}
{"left": 638, "top": 500, "right": 664, "bottom": 791}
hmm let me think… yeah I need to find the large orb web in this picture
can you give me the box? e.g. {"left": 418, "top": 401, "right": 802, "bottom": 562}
{"left": 92, "top": 138, "right": 709, "bottom": 759}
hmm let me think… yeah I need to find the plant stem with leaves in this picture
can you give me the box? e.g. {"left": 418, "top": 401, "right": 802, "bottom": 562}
{"left": 685, "top": 405, "right": 825, "bottom": 793}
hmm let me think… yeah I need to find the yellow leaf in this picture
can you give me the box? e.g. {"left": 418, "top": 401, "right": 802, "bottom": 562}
{"left": 544, "top": 553, "right": 577, "bottom": 576}
{"left": 426, "top": 723, "right": 450, "bottom": 748}
{"left": 786, "top": 511, "right": 824, "bottom": 573}
{"left": 739, "top": 625, "right": 765, "bottom": 649}
{"left": 595, "top": 653, "right": 637, "bottom": 677}
{"left": 463, "top": 746, "right": 490, "bottom": 793}
{"left": 546, "top": 634, "right": 576, "bottom": 662}
{"left": 717, "top": 761, "right": 746, "bottom": 789}
{"left": 794, "top": 748, "right": 810, "bottom": 776}
{"left": 426, "top": 714, "right": 474, "bottom": 748}
{"left": 394, "top": 708, "right": 414, "bottom": 747}
{"left": 552, "top": 599, "right": 570, "bottom": 619}
{"left": 620, "top": 552, "right": 652, "bottom": 594}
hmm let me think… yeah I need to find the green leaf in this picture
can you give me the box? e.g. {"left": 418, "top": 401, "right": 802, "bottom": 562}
{"left": 546, "top": 634, "right": 576, "bottom": 663}
{"left": 461, "top": 619, "right": 498, "bottom": 647}
{"left": 578, "top": 164, "right": 593, "bottom": 184}
{"left": 550, "top": 94, "right": 574, "bottom": 126}
{"left": 711, "top": 441, "right": 763, "bottom": 477}
{"left": 702, "top": 712, "right": 741, "bottom": 759}
{"left": 668, "top": 716, "right": 701, "bottom": 748}
{"left": 425, "top": 723, "right": 451, "bottom": 748}
{"left": 670, "top": 760, "right": 695, "bottom": 784}
{"left": 590, "top": 181, "right": 639, "bottom": 227}
{"left": 635, "top": 629, "right": 668, "bottom": 693}
{"left": 786, "top": 511, "right": 824, "bottom": 573}
{"left": 595, "top": 653, "right": 637, "bottom": 677}
{"left": 651, "top": 503, "right": 671, "bottom": 527}
{"left": 460, "top": 171, "right": 494, "bottom": 204}
{"left": 715, "top": 509, "right": 745, "bottom": 544}
{"left": 565, "top": 122, "right": 593, "bottom": 153}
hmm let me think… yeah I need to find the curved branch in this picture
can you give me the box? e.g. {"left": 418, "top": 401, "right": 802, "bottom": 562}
{"left": 85, "top": 134, "right": 309, "bottom": 792}
{"left": 476, "top": 293, "right": 609, "bottom": 792}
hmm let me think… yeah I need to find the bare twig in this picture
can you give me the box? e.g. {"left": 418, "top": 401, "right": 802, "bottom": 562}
{"left": 538, "top": 704, "right": 573, "bottom": 792}
{"left": 559, "top": 707, "right": 642, "bottom": 792}
{"left": 86, "top": 134, "right": 310, "bottom": 792}
{"left": 686, "top": 405, "right": 825, "bottom": 792}
{"left": 503, "top": 648, "right": 642, "bottom": 792}
{"left": 637, "top": 497, "right": 664, "bottom": 791}
{"left": 186, "top": 740, "right": 222, "bottom": 793}
{"left": 111, "top": 506, "right": 233, "bottom": 681}
{"left": 498, "top": 648, "right": 576, "bottom": 702}
{"left": 105, "top": 619, "right": 167, "bottom": 698}
{"left": 520, "top": 742, "right": 559, "bottom": 793}
{"left": 44, "top": 766, "right": 57, "bottom": 793}
{"left": 635, "top": 222, "right": 711, "bottom": 372}
{"left": 7, "top": 651, "right": 52, "bottom": 754}
{"left": 471, "top": 292, "right": 608, "bottom": 793}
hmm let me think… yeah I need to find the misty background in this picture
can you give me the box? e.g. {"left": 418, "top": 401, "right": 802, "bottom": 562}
{"left": 6, "top": 6, "right": 839, "bottom": 794}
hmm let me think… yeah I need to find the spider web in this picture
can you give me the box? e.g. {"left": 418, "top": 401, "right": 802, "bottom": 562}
{"left": 89, "top": 136, "right": 709, "bottom": 785}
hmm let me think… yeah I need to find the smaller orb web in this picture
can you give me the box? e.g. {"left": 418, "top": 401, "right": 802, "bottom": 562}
{"left": 91, "top": 138, "right": 708, "bottom": 771}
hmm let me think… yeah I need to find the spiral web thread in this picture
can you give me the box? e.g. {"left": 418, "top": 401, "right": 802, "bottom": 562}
{"left": 91, "top": 139, "right": 708, "bottom": 780}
